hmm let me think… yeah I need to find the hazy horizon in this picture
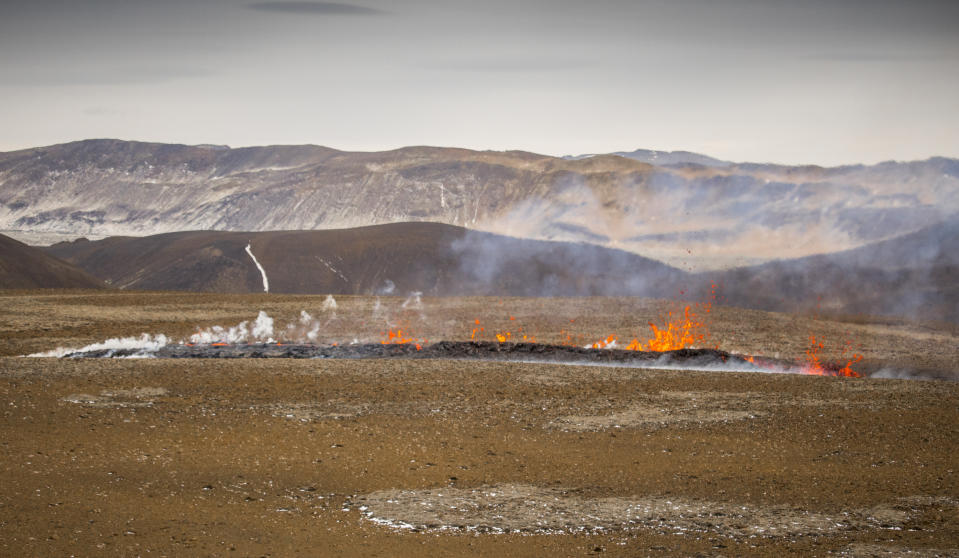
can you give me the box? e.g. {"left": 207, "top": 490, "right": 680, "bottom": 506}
{"left": 2, "top": 136, "right": 958, "bottom": 168}
{"left": 1, "top": 0, "right": 957, "bottom": 166}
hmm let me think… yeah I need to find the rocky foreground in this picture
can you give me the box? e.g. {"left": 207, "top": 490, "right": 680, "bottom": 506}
{"left": 1, "top": 291, "right": 956, "bottom": 556}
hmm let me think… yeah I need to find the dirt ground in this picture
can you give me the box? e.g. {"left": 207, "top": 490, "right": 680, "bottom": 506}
{"left": 0, "top": 290, "right": 957, "bottom": 556}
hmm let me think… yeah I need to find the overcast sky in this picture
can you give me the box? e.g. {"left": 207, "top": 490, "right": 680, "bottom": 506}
{"left": 0, "top": 0, "right": 957, "bottom": 165}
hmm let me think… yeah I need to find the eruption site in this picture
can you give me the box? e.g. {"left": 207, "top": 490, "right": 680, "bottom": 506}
{"left": 26, "top": 294, "right": 867, "bottom": 378}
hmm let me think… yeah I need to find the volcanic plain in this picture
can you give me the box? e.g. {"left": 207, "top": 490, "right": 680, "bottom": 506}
{"left": 1, "top": 290, "right": 957, "bottom": 556}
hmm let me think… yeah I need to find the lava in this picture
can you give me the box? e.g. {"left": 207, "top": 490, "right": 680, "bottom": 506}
{"left": 381, "top": 329, "right": 426, "bottom": 351}
{"left": 802, "top": 335, "right": 863, "bottom": 377}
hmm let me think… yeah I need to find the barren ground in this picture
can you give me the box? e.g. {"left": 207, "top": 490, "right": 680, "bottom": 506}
{"left": 0, "top": 291, "right": 957, "bottom": 556}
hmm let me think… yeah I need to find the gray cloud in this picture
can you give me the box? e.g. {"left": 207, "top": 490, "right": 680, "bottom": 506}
{"left": 428, "top": 58, "right": 596, "bottom": 73}
{"left": 82, "top": 106, "right": 122, "bottom": 116}
{"left": 245, "top": 2, "right": 383, "bottom": 15}
{"left": 1, "top": 65, "right": 213, "bottom": 87}
{"left": 805, "top": 51, "right": 957, "bottom": 62}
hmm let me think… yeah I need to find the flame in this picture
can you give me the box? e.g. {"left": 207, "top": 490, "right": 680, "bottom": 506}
{"left": 473, "top": 316, "right": 534, "bottom": 344}
{"left": 645, "top": 306, "right": 706, "bottom": 351}
{"left": 630, "top": 305, "right": 709, "bottom": 352}
{"left": 381, "top": 329, "right": 426, "bottom": 350}
{"left": 470, "top": 318, "right": 484, "bottom": 341}
{"left": 802, "top": 335, "right": 862, "bottom": 377}
{"left": 589, "top": 334, "right": 617, "bottom": 349}
{"left": 584, "top": 302, "right": 711, "bottom": 353}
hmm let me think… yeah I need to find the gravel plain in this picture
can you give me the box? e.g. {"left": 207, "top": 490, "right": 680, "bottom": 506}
{"left": 1, "top": 290, "right": 957, "bottom": 556}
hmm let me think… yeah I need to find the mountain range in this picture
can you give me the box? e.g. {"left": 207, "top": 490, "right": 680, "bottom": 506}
{"left": 3, "top": 139, "right": 957, "bottom": 270}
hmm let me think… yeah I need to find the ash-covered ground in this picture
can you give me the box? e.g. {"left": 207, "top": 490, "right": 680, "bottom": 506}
{"left": 1, "top": 291, "right": 957, "bottom": 556}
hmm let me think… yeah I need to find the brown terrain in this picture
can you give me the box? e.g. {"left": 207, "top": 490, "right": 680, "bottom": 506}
{"left": 0, "top": 233, "right": 103, "bottom": 289}
{"left": 1, "top": 290, "right": 957, "bottom": 556}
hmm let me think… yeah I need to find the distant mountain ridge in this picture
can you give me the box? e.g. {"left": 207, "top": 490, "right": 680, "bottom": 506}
{"left": 3, "top": 139, "right": 957, "bottom": 270}
{"left": 565, "top": 148, "right": 731, "bottom": 167}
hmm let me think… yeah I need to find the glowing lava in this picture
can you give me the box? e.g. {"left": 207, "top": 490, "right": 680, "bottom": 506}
{"left": 802, "top": 335, "right": 863, "bottom": 377}
{"left": 472, "top": 317, "right": 535, "bottom": 344}
{"left": 381, "top": 329, "right": 426, "bottom": 351}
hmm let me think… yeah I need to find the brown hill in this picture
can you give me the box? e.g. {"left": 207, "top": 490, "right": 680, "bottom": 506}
{"left": 45, "top": 222, "right": 686, "bottom": 297}
{"left": 0, "top": 233, "right": 104, "bottom": 289}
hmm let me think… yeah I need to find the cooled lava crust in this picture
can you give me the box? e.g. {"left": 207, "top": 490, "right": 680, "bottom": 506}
{"left": 64, "top": 341, "right": 762, "bottom": 369}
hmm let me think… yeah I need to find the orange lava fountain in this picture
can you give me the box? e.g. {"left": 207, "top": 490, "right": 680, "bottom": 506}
{"left": 597, "top": 303, "right": 711, "bottom": 352}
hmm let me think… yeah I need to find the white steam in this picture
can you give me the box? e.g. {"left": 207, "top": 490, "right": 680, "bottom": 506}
{"left": 189, "top": 310, "right": 276, "bottom": 344}
{"left": 251, "top": 310, "right": 274, "bottom": 340}
{"left": 401, "top": 291, "right": 422, "bottom": 310}
{"left": 27, "top": 334, "right": 170, "bottom": 358}
{"left": 377, "top": 279, "right": 396, "bottom": 295}
{"left": 245, "top": 242, "right": 270, "bottom": 293}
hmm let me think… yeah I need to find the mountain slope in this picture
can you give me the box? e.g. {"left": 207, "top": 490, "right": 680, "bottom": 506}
{"left": 0, "top": 233, "right": 104, "bottom": 289}
{"left": 5, "top": 139, "right": 958, "bottom": 270}
{"left": 45, "top": 222, "right": 687, "bottom": 296}
{"left": 701, "top": 217, "right": 959, "bottom": 322}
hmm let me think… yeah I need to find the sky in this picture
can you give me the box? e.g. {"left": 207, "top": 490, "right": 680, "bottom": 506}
{"left": 0, "top": 0, "right": 957, "bottom": 166}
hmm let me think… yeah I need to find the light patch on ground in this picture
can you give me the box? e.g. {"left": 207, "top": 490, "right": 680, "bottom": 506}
{"left": 257, "top": 400, "right": 439, "bottom": 422}
{"left": 839, "top": 543, "right": 959, "bottom": 557}
{"left": 262, "top": 402, "right": 368, "bottom": 421}
{"left": 549, "top": 390, "right": 882, "bottom": 430}
{"left": 353, "top": 484, "right": 919, "bottom": 537}
{"left": 62, "top": 387, "right": 168, "bottom": 407}
{"left": 551, "top": 391, "right": 764, "bottom": 430}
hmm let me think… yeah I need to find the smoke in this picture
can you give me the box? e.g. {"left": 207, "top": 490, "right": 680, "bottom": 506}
{"left": 189, "top": 310, "right": 276, "bottom": 344}
{"left": 696, "top": 213, "right": 959, "bottom": 323}
{"left": 27, "top": 333, "right": 170, "bottom": 358}
{"left": 870, "top": 367, "right": 958, "bottom": 381}
{"left": 245, "top": 242, "right": 270, "bottom": 293}
{"left": 292, "top": 310, "right": 321, "bottom": 342}
{"left": 449, "top": 228, "right": 686, "bottom": 298}
{"left": 376, "top": 279, "right": 396, "bottom": 295}
{"left": 322, "top": 294, "right": 338, "bottom": 312}
{"left": 401, "top": 291, "right": 422, "bottom": 310}
{"left": 188, "top": 303, "right": 351, "bottom": 345}
{"left": 460, "top": 163, "right": 958, "bottom": 323}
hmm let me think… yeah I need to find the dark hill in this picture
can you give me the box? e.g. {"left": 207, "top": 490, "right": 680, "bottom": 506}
{"left": 0, "top": 233, "right": 104, "bottom": 289}
{"left": 45, "top": 222, "right": 687, "bottom": 297}
{"left": 700, "top": 216, "right": 959, "bottom": 322}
